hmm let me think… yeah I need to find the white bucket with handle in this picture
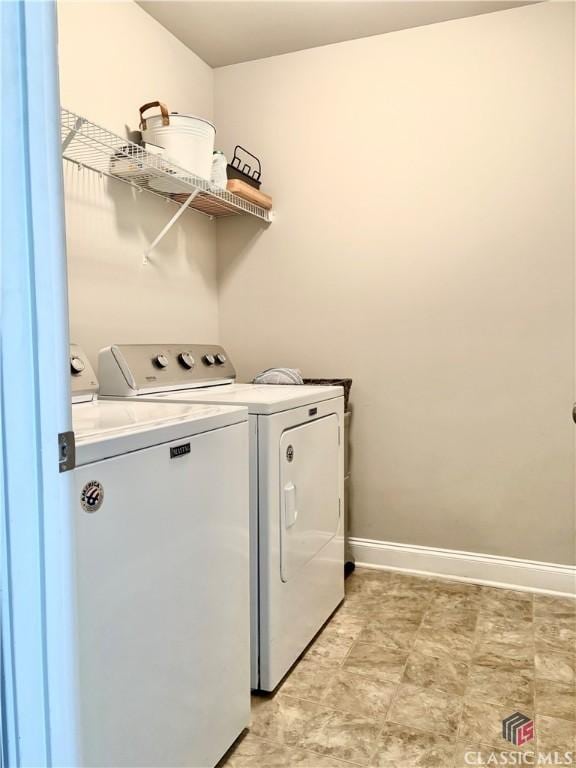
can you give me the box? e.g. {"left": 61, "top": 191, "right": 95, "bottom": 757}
{"left": 139, "top": 101, "right": 215, "bottom": 182}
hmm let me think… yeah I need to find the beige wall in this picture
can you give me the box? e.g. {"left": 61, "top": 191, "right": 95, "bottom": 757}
{"left": 215, "top": 3, "right": 576, "bottom": 564}
{"left": 58, "top": 0, "right": 219, "bottom": 368}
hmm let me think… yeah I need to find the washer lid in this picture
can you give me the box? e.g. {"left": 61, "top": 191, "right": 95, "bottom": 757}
{"left": 145, "top": 383, "right": 344, "bottom": 415}
{"left": 73, "top": 399, "right": 247, "bottom": 465}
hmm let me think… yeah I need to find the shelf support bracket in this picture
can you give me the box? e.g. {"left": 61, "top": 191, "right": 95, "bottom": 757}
{"left": 61, "top": 116, "right": 86, "bottom": 153}
{"left": 142, "top": 190, "right": 200, "bottom": 265}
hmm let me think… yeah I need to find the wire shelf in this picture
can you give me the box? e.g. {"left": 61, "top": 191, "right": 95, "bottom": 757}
{"left": 60, "top": 107, "right": 274, "bottom": 223}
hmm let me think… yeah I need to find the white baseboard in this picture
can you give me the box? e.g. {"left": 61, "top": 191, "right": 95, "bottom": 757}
{"left": 349, "top": 537, "right": 576, "bottom": 597}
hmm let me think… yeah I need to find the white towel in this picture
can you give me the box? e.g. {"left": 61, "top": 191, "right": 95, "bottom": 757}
{"left": 252, "top": 368, "right": 304, "bottom": 385}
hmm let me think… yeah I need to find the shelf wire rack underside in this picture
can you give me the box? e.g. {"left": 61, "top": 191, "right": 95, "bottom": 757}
{"left": 60, "top": 108, "right": 272, "bottom": 222}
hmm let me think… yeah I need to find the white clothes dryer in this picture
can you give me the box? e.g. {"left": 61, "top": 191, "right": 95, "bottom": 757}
{"left": 98, "top": 344, "right": 345, "bottom": 692}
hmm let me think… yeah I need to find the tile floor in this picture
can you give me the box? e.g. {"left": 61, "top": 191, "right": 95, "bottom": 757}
{"left": 221, "top": 569, "right": 576, "bottom": 767}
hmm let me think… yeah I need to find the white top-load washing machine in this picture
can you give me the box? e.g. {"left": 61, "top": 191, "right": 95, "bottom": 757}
{"left": 98, "top": 344, "right": 345, "bottom": 692}
{"left": 69, "top": 345, "right": 250, "bottom": 766}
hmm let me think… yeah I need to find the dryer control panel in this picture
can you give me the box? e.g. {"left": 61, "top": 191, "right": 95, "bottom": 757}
{"left": 98, "top": 344, "right": 236, "bottom": 396}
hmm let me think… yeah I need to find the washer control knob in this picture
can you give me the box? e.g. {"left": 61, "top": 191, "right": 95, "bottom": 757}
{"left": 70, "top": 356, "right": 85, "bottom": 374}
{"left": 153, "top": 353, "right": 169, "bottom": 369}
{"left": 214, "top": 353, "right": 227, "bottom": 365}
{"left": 178, "top": 352, "right": 195, "bottom": 369}
{"left": 203, "top": 354, "right": 216, "bottom": 366}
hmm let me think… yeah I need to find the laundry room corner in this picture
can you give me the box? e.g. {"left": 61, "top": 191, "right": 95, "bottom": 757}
{"left": 57, "top": 0, "right": 221, "bottom": 367}
{"left": 4, "top": 1, "right": 575, "bottom": 765}
{"left": 213, "top": 1, "right": 576, "bottom": 578}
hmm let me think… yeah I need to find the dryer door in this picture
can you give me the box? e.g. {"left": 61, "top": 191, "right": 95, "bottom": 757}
{"left": 280, "top": 414, "right": 340, "bottom": 582}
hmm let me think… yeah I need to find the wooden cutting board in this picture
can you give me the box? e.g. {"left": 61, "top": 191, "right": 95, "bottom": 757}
{"left": 227, "top": 179, "right": 273, "bottom": 210}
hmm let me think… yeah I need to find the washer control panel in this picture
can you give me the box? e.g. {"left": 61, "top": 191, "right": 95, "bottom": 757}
{"left": 70, "top": 344, "right": 99, "bottom": 399}
{"left": 98, "top": 344, "right": 236, "bottom": 395}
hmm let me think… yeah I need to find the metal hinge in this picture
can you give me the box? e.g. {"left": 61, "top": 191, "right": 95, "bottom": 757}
{"left": 58, "top": 431, "right": 76, "bottom": 472}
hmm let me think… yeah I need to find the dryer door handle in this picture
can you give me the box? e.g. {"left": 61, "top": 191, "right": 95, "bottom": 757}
{"left": 284, "top": 482, "right": 298, "bottom": 528}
